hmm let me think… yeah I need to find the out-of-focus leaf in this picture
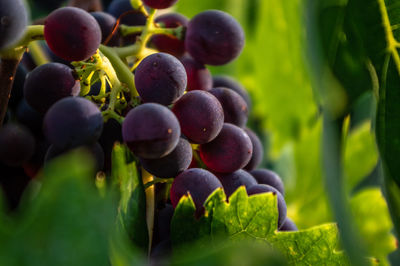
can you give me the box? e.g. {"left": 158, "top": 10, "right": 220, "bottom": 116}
{"left": 111, "top": 143, "right": 148, "bottom": 253}
{"left": 171, "top": 187, "right": 349, "bottom": 265}
{"left": 350, "top": 188, "right": 396, "bottom": 266}
{"left": 344, "top": 121, "right": 379, "bottom": 191}
{"left": 0, "top": 151, "right": 116, "bottom": 266}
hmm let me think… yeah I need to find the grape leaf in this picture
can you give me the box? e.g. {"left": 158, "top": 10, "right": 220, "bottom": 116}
{"left": 111, "top": 143, "right": 148, "bottom": 253}
{"left": 171, "top": 187, "right": 350, "bottom": 265}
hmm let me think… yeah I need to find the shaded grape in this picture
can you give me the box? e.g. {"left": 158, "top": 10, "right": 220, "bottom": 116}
{"left": 139, "top": 138, "right": 192, "bottom": 178}
{"left": 122, "top": 103, "right": 180, "bottom": 159}
{"left": 247, "top": 184, "right": 287, "bottom": 228}
{"left": 0, "top": 0, "right": 28, "bottom": 50}
{"left": 43, "top": 97, "right": 103, "bottom": 149}
{"left": 200, "top": 123, "right": 252, "bottom": 173}
{"left": 209, "top": 87, "right": 248, "bottom": 128}
{"left": 181, "top": 55, "right": 212, "bottom": 91}
{"left": 16, "top": 100, "right": 44, "bottom": 138}
{"left": 90, "top": 11, "right": 119, "bottom": 45}
{"left": 135, "top": 53, "right": 187, "bottom": 105}
{"left": 243, "top": 128, "right": 263, "bottom": 171}
{"left": 107, "top": 0, "right": 147, "bottom": 26}
{"left": 279, "top": 218, "right": 298, "bottom": 232}
{"left": 154, "top": 204, "right": 174, "bottom": 243}
{"left": 216, "top": 169, "right": 257, "bottom": 198}
{"left": 0, "top": 124, "right": 35, "bottom": 167}
{"left": 24, "top": 63, "right": 80, "bottom": 114}
{"left": 249, "top": 169, "right": 284, "bottom": 196}
{"left": 213, "top": 75, "right": 251, "bottom": 109}
{"left": 172, "top": 90, "right": 224, "bottom": 144}
{"left": 44, "top": 7, "right": 102, "bottom": 61}
{"left": 185, "top": 10, "right": 244, "bottom": 65}
{"left": 143, "top": 0, "right": 178, "bottom": 9}
{"left": 151, "top": 13, "right": 188, "bottom": 57}
{"left": 170, "top": 168, "right": 222, "bottom": 215}
{"left": 8, "top": 64, "right": 27, "bottom": 110}
{"left": 98, "top": 118, "right": 122, "bottom": 172}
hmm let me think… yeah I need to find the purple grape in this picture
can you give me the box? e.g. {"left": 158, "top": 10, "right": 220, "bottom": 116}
{"left": 44, "top": 7, "right": 102, "bottom": 61}
{"left": 90, "top": 11, "right": 119, "bottom": 45}
{"left": 0, "top": 0, "right": 28, "bottom": 50}
{"left": 139, "top": 138, "right": 192, "bottom": 178}
{"left": 247, "top": 184, "right": 287, "bottom": 228}
{"left": 8, "top": 64, "right": 27, "bottom": 110}
{"left": 200, "top": 123, "right": 252, "bottom": 173}
{"left": 43, "top": 97, "right": 103, "bottom": 149}
{"left": 180, "top": 55, "right": 212, "bottom": 91}
{"left": 216, "top": 169, "right": 257, "bottom": 198}
{"left": 279, "top": 218, "right": 298, "bottom": 232}
{"left": 122, "top": 103, "right": 180, "bottom": 159}
{"left": 24, "top": 63, "right": 80, "bottom": 114}
{"left": 143, "top": 0, "right": 178, "bottom": 9}
{"left": 249, "top": 169, "right": 284, "bottom": 196}
{"left": 155, "top": 204, "right": 174, "bottom": 242}
{"left": 0, "top": 124, "right": 35, "bottom": 167}
{"left": 98, "top": 118, "right": 122, "bottom": 172}
{"left": 170, "top": 168, "right": 222, "bottom": 215}
{"left": 16, "top": 100, "right": 44, "bottom": 138}
{"left": 185, "top": 10, "right": 244, "bottom": 65}
{"left": 172, "top": 91, "right": 224, "bottom": 144}
{"left": 107, "top": 0, "right": 147, "bottom": 26}
{"left": 151, "top": 13, "right": 188, "bottom": 57}
{"left": 135, "top": 53, "right": 187, "bottom": 106}
{"left": 213, "top": 75, "right": 251, "bottom": 109}
{"left": 209, "top": 87, "right": 248, "bottom": 128}
{"left": 243, "top": 128, "right": 263, "bottom": 171}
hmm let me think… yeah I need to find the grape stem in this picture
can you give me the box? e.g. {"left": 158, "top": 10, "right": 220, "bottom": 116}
{"left": 119, "top": 24, "right": 185, "bottom": 40}
{"left": 144, "top": 177, "right": 174, "bottom": 189}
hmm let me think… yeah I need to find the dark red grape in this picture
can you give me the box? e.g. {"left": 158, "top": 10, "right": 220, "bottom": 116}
{"left": 135, "top": 53, "right": 187, "bottom": 106}
{"left": 172, "top": 91, "right": 224, "bottom": 144}
{"left": 143, "top": 0, "right": 178, "bottom": 9}
{"left": 216, "top": 169, "right": 257, "bottom": 198}
{"left": 107, "top": 0, "right": 147, "bottom": 26}
{"left": 243, "top": 128, "right": 263, "bottom": 171}
{"left": 200, "top": 123, "right": 252, "bottom": 173}
{"left": 279, "top": 218, "right": 298, "bottom": 232}
{"left": 122, "top": 103, "right": 180, "bottom": 159}
{"left": 139, "top": 138, "right": 192, "bottom": 178}
{"left": 213, "top": 75, "right": 251, "bottom": 109}
{"left": 90, "top": 11, "right": 119, "bottom": 45}
{"left": 209, "top": 87, "right": 248, "bottom": 128}
{"left": 44, "top": 7, "right": 102, "bottom": 61}
{"left": 24, "top": 63, "right": 80, "bottom": 114}
{"left": 43, "top": 97, "right": 103, "bottom": 149}
{"left": 180, "top": 55, "right": 212, "bottom": 91}
{"left": 0, "top": 0, "right": 27, "bottom": 49}
{"left": 151, "top": 13, "right": 188, "bottom": 57}
{"left": 45, "top": 142, "right": 105, "bottom": 172}
{"left": 185, "top": 10, "right": 244, "bottom": 65}
{"left": 0, "top": 124, "right": 35, "bottom": 167}
{"left": 247, "top": 184, "right": 287, "bottom": 228}
{"left": 249, "top": 169, "right": 284, "bottom": 196}
{"left": 170, "top": 168, "right": 222, "bottom": 214}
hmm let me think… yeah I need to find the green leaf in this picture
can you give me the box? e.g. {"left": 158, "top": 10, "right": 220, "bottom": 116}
{"left": 111, "top": 143, "right": 148, "bottom": 253}
{"left": 0, "top": 150, "right": 117, "bottom": 266}
{"left": 350, "top": 188, "right": 396, "bottom": 266}
{"left": 171, "top": 187, "right": 350, "bottom": 265}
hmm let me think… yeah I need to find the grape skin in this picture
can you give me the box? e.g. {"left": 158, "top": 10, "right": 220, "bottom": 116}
{"left": 249, "top": 169, "right": 284, "bottom": 196}
{"left": 180, "top": 55, "right": 212, "bottom": 91}
{"left": 200, "top": 123, "right": 252, "bottom": 173}
{"left": 90, "top": 11, "right": 119, "bottom": 45}
{"left": 151, "top": 13, "right": 188, "bottom": 57}
{"left": 170, "top": 168, "right": 222, "bottom": 215}
{"left": 247, "top": 184, "right": 287, "bottom": 228}
{"left": 185, "top": 10, "right": 244, "bottom": 65}
{"left": 279, "top": 218, "right": 298, "bottom": 232}
{"left": 216, "top": 169, "right": 257, "bottom": 198}
{"left": 243, "top": 128, "right": 263, "bottom": 171}
{"left": 135, "top": 53, "right": 187, "bottom": 106}
{"left": 24, "top": 63, "right": 80, "bottom": 114}
{"left": 139, "top": 138, "right": 192, "bottom": 178}
{"left": 209, "top": 87, "right": 248, "bottom": 128}
{"left": 0, "top": 124, "right": 35, "bottom": 167}
{"left": 143, "top": 0, "right": 178, "bottom": 9}
{"left": 0, "top": 0, "right": 27, "bottom": 50}
{"left": 44, "top": 7, "right": 102, "bottom": 61}
{"left": 122, "top": 103, "right": 180, "bottom": 159}
{"left": 172, "top": 91, "right": 224, "bottom": 144}
{"left": 43, "top": 97, "right": 103, "bottom": 150}
{"left": 213, "top": 75, "right": 251, "bottom": 110}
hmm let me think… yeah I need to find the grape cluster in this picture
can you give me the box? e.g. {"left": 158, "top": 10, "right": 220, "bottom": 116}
{"left": 0, "top": 0, "right": 296, "bottom": 259}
